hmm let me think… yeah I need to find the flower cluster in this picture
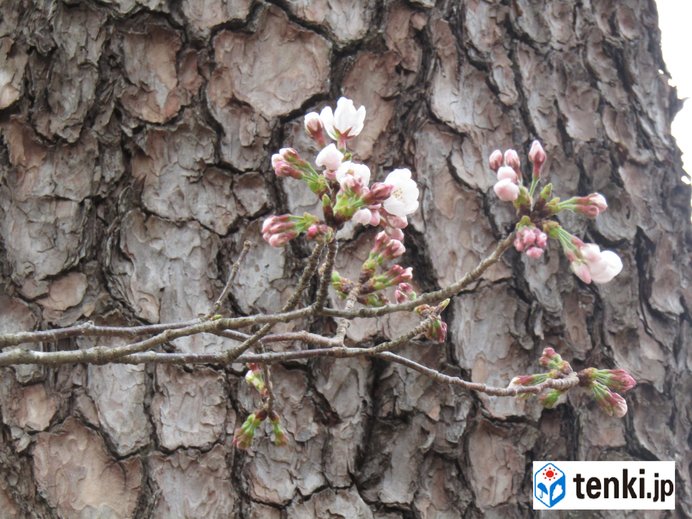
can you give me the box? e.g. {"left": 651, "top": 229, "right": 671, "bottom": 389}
{"left": 264, "top": 98, "right": 435, "bottom": 330}
{"left": 262, "top": 97, "right": 420, "bottom": 248}
{"left": 489, "top": 142, "right": 623, "bottom": 284}
{"left": 510, "top": 347, "right": 637, "bottom": 417}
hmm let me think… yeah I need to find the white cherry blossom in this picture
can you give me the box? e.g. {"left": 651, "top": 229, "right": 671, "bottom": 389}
{"left": 383, "top": 168, "right": 419, "bottom": 217}
{"left": 335, "top": 161, "right": 371, "bottom": 188}
{"left": 319, "top": 97, "right": 366, "bottom": 141}
{"left": 315, "top": 143, "right": 344, "bottom": 171}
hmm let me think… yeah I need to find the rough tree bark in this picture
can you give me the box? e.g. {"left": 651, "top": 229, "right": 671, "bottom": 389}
{"left": 0, "top": 0, "right": 690, "bottom": 517}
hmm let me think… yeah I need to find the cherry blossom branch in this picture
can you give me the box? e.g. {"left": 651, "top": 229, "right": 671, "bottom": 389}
{"left": 0, "top": 234, "right": 511, "bottom": 352}
{"left": 320, "top": 232, "right": 515, "bottom": 319}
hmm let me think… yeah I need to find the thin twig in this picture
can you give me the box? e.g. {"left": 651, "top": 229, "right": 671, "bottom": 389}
{"left": 313, "top": 239, "right": 337, "bottom": 310}
{"left": 333, "top": 281, "right": 362, "bottom": 345}
{"left": 220, "top": 242, "right": 326, "bottom": 363}
{"left": 208, "top": 240, "right": 252, "bottom": 317}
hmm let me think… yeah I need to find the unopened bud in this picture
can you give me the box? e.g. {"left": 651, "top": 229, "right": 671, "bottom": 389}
{"left": 305, "top": 112, "right": 326, "bottom": 146}
{"left": 539, "top": 347, "right": 570, "bottom": 373}
{"left": 590, "top": 381, "right": 628, "bottom": 417}
{"left": 425, "top": 318, "right": 448, "bottom": 343}
{"left": 488, "top": 149, "right": 503, "bottom": 171}
{"left": 510, "top": 373, "right": 549, "bottom": 387}
{"left": 363, "top": 182, "right": 395, "bottom": 205}
{"left": 539, "top": 389, "right": 563, "bottom": 409}
{"left": 504, "top": 149, "right": 521, "bottom": 172}
{"left": 394, "top": 282, "right": 416, "bottom": 303}
{"left": 528, "top": 140, "right": 546, "bottom": 179}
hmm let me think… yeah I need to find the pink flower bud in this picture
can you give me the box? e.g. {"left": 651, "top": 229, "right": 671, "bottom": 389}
{"left": 305, "top": 112, "right": 326, "bottom": 146}
{"left": 394, "top": 282, "right": 415, "bottom": 303}
{"left": 570, "top": 261, "right": 592, "bottom": 284}
{"left": 539, "top": 347, "right": 565, "bottom": 370}
{"left": 587, "top": 193, "right": 607, "bottom": 212}
{"left": 272, "top": 154, "right": 302, "bottom": 179}
{"left": 493, "top": 178, "right": 520, "bottom": 202}
{"left": 574, "top": 205, "right": 600, "bottom": 218}
{"left": 528, "top": 140, "right": 546, "bottom": 178}
{"left": 574, "top": 193, "right": 608, "bottom": 218}
{"left": 526, "top": 246, "right": 544, "bottom": 259}
{"left": 513, "top": 236, "right": 525, "bottom": 252}
{"left": 384, "top": 239, "right": 406, "bottom": 259}
{"left": 488, "top": 149, "right": 503, "bottom": 171}
{"left": 535, "top": 231, "right": 547, "bottom": 248}
{"left": 504, "top": 149, "right": 520, "bottom": 171}
{"left": 426, "top": 318, "right": 447, "bottom": 343}
{"left": 510, "top": 373, "right": 549, "bottom": 386}
{"left": 363, "top": 182, "right": 395, "bottom": 205}
{"left": 496, "top": 166, "right": 518, "bottom": 182}
{"left": 591, "top": 382, "right": 628, "bottom": 418}
{"left": 305, "top": 223, "right": 332, "bottom": 241}
{"left": 386, "top": 265, "right": 413, "bottom": 285}
{"left": 386, "top": 214, "right": 408, "bottom": 229}
{"left": 262, "top": 215, "right": 301, "bottom": 247}
{"left": 389, "top": 227, "right": 405, "bottom": 241}
{"left": 594, "top": 368, "right": 637, "bottom": 393}
{"left": 353, "top": 208, "right": 373, "bottom": 225}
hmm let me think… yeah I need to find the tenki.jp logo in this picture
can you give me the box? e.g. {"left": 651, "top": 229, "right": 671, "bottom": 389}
{"left": 534, "top": 463, "right": 566, "bottom": 508}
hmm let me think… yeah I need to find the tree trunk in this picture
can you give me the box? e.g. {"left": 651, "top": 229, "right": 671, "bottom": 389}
{"left": 0, "top": 0, "right": 689, "bottom": 517}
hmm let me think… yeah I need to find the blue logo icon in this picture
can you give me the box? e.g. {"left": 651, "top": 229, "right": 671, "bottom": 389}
{"left": 534, "top": 463, "right": 566, "bottom": 508}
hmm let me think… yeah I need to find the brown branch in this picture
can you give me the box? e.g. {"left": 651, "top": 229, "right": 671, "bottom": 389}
{"left": 0, "top": 319, "right": 201, "bottom": 350}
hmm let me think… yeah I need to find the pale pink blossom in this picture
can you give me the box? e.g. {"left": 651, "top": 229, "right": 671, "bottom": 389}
{"left": 571, "top": 243, "right": 623, "bottom": 284}
{"left": 383, "top": 168, "right": 419, "bottom": 217}
{"left": 315, "top": 143, "right": 344, "bottom": 171}
{"left": 526, "top": 247, "right": 544, "bottom": 259}
{"left": 353, "top": 208, "right": 374, "bottom": 225}
{"left": 335, "top": 161, "right": 371, "bottom": 188}
{"left": 493, "top": 178, "right": 520, "bottom": 202}
{"left": 497, "top": 166, "right": 518, "bottom": 182}
{"left": 319, "top": 97, "right": 366, "bottom": 141}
